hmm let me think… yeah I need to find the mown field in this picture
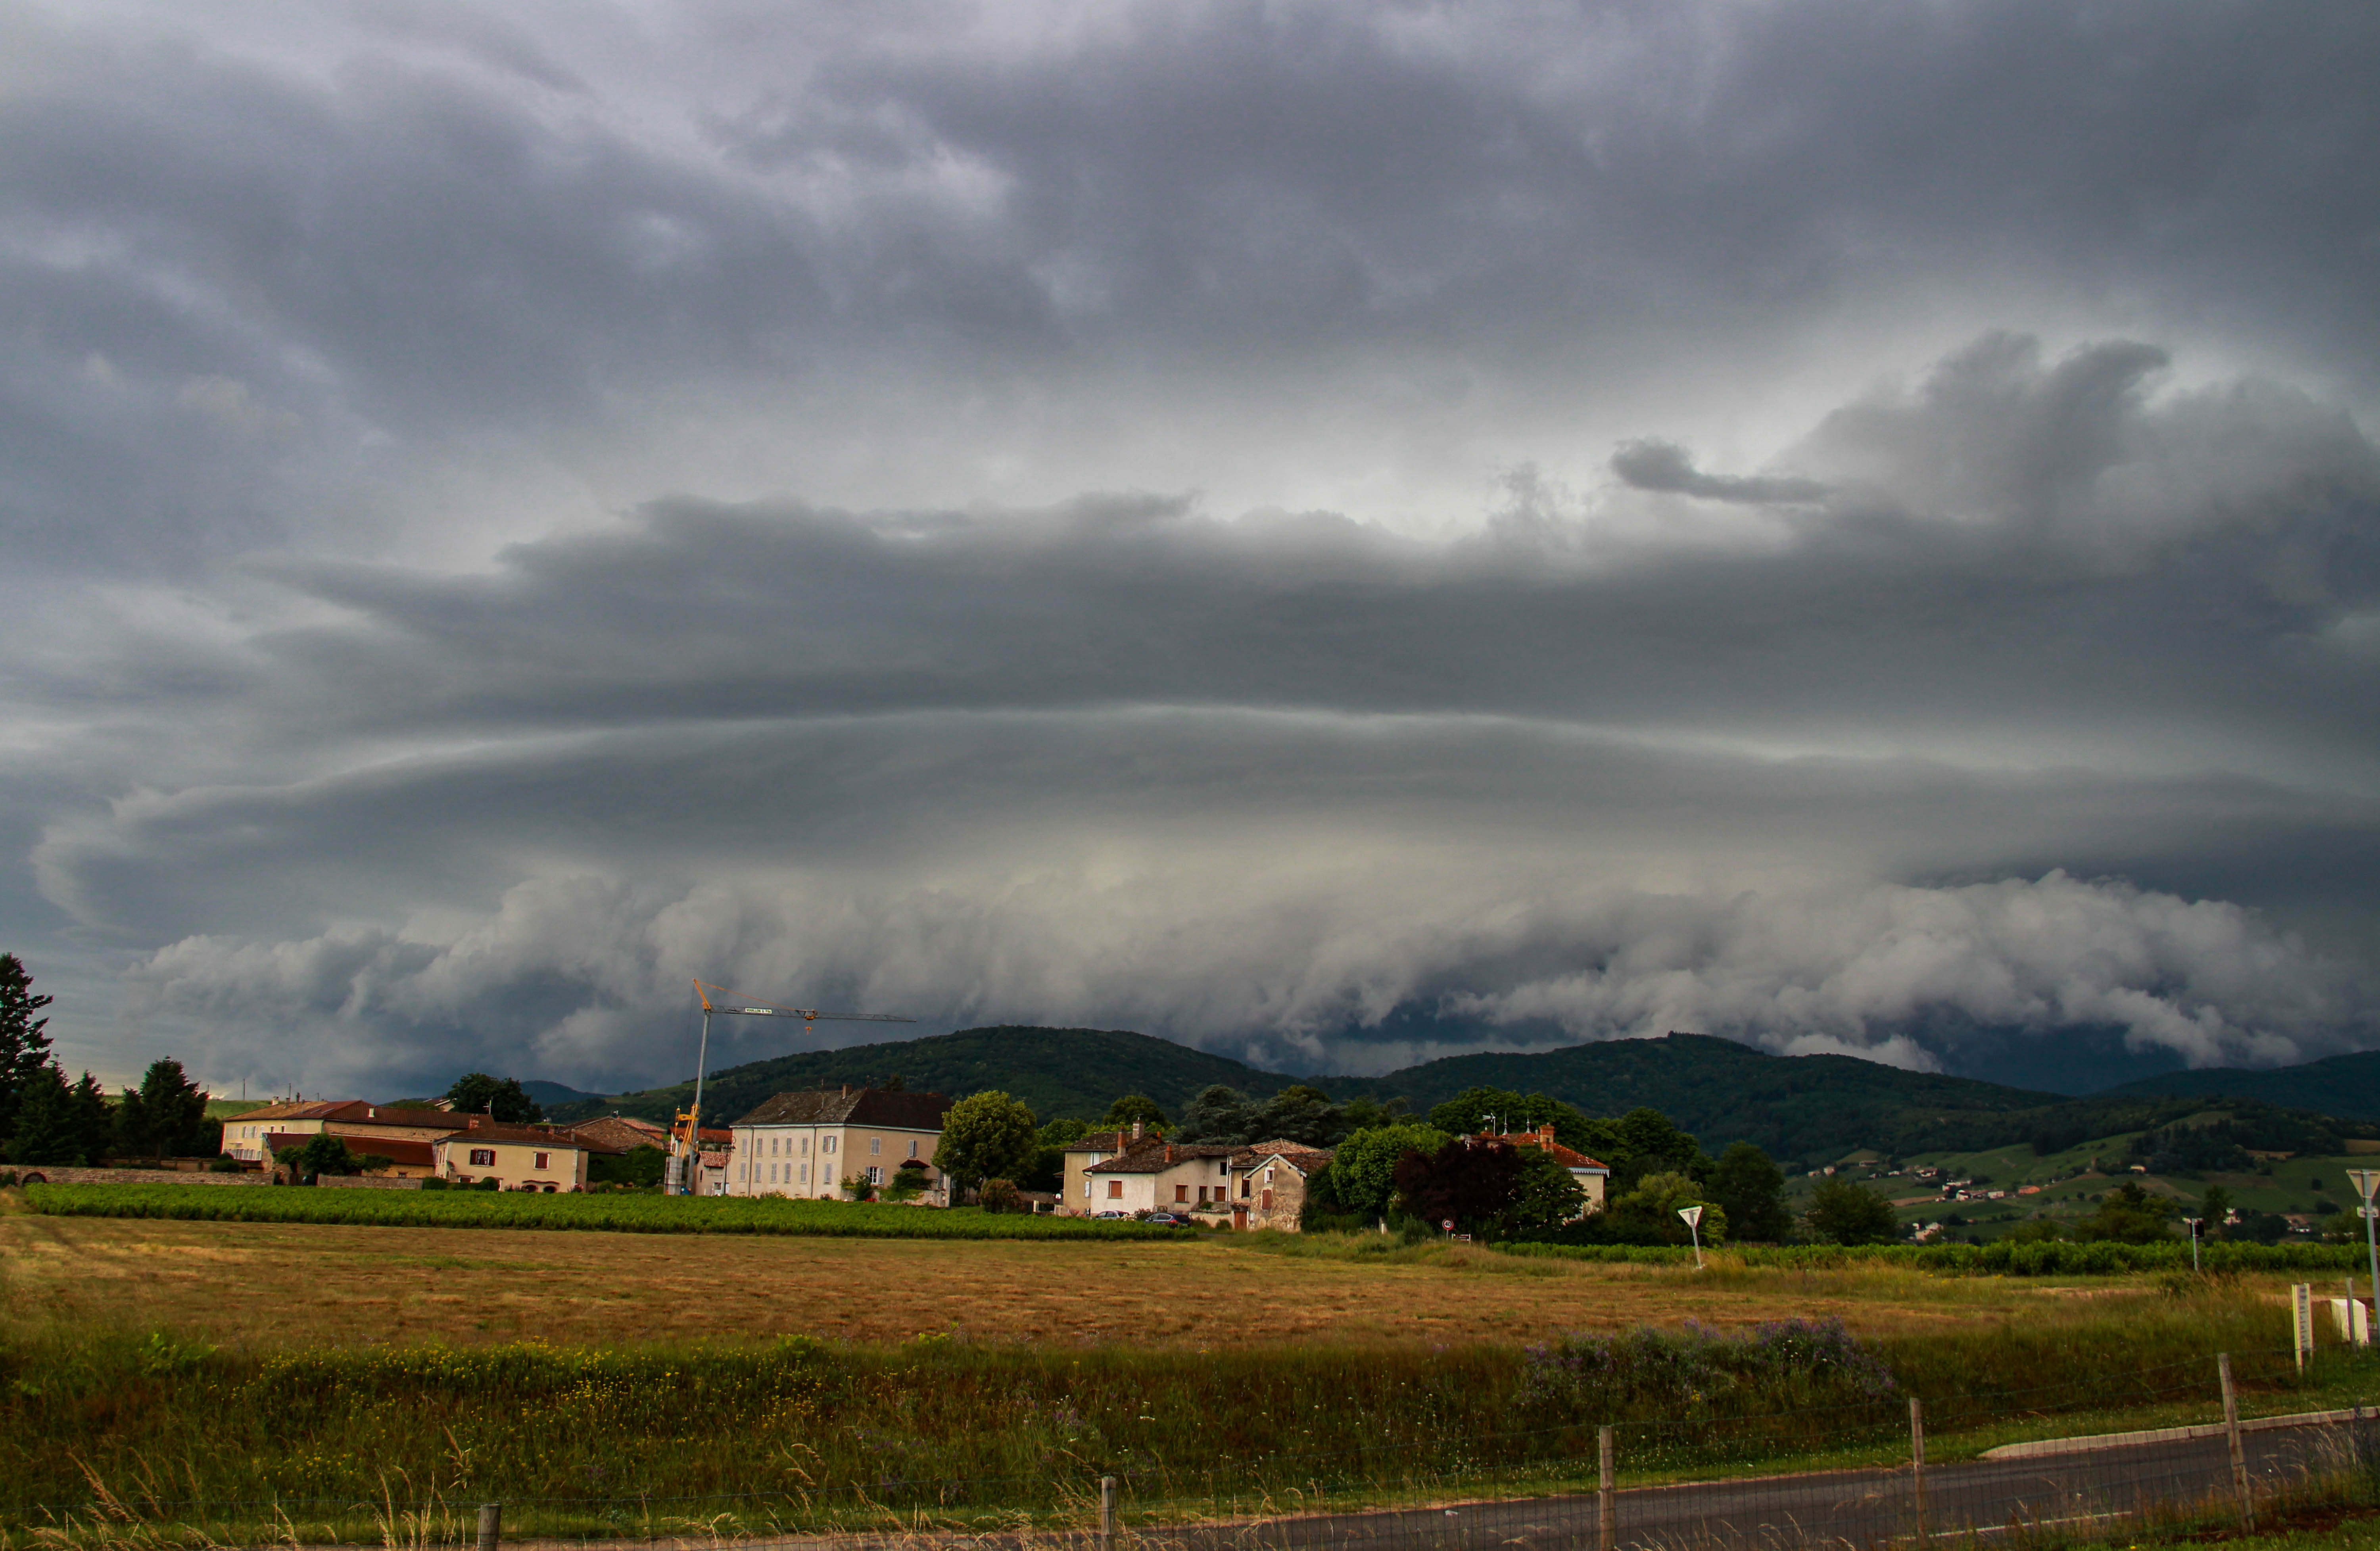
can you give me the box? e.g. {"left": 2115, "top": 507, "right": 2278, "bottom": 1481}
{"left": 4, "top": 1188, "right": 2376, "bottom": 1548}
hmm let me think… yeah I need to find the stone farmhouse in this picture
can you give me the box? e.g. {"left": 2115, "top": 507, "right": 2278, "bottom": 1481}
{"left": 727, "top": 1086, "right": 955, "bottom": 1199}
{"left": 1228, "top": 1140, "right": 1333, "bottom": 1230}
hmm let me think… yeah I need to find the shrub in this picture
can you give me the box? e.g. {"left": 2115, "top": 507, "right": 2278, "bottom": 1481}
{"left": 977, "top": 1178, "right": 1025, "bottom": 1214}
{"left": 1522, "top": 1319, "right": 1896, "bottom": 1421}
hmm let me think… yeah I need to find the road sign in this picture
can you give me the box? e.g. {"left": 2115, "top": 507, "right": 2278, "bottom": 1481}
{"left": 1678, "top": 1205, "right": 1704, "bottom": 1227}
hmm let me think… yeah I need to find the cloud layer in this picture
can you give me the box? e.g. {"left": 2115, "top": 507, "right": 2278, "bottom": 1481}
{"left": 2, "top": 0, "right": 2375, "bottom": 1096}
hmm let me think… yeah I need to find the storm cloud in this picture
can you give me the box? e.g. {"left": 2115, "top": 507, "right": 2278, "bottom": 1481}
{"left": 3, "top": 0, "right": 2376, "bottom": 1096}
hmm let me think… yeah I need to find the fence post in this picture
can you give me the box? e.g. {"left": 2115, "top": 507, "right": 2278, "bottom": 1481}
{"left": 1598, "top": 1425, "right": 1616, "bottom": 1551}
{"left": 475, "top": 1502, "right": 500, "bottom": 1551}
{"left": 1910, "top": 1397, "right": 1928, "bottom": 1543}
{"left": 2220, "top": 1353, "right": 2253, "bottom": 1531}
{"left": 1100, "top": 1474, "right": 1117, "bottom": 1551}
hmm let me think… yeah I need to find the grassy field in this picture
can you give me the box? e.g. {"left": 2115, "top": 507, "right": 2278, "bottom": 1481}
{"left": 7, "top": 1194, "right": 2380, "bottom": 1548}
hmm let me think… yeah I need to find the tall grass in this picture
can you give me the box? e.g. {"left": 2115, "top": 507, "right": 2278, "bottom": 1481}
{"left": 2, "top": 1286, "right": 2364, "bottom": 1547}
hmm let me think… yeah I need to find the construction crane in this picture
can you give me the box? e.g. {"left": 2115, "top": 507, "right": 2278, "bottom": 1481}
{"left": 668, "top": 980, "right": 916, "bottom": 1195}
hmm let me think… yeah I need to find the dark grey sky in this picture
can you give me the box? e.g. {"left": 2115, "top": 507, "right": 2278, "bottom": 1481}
{"left": 5, "top": 0, "right": 2376, "bottom": 1096}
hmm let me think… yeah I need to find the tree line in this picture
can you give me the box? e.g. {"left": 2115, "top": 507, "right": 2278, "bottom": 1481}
{"left": 0, "top": 955, "right": 221, "bottom": 1166}
{"left": 924, "top": 1077, "right": 1910, "bottom": 1244}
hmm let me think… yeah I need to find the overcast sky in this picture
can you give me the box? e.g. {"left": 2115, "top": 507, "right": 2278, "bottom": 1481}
{"left": 6, "top": 0, "right": 2378, "bottom": 1099}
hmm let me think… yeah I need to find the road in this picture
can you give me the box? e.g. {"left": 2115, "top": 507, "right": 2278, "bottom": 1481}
{"left": 770, "top": 1416, "right": 2370, "bottom": 1551}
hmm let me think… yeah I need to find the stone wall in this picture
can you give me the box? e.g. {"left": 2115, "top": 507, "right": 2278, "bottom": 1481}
{"left": 2, "top": 1166, "right": 269, "bottom": 1186}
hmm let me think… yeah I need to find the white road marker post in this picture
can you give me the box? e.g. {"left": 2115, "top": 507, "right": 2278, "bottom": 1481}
{"left": 1678, "top": 1204, "right": 1705, "bottom": 1270}
{"left": 2294, "top": 1283, "right": 2316, "bottom": 1372}
{"left": 2352, "top": 1170, "right": 2380, "bottom": 1317}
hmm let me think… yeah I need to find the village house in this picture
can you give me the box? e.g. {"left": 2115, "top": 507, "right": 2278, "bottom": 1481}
{"left": 225, "top": 1099, "right": 470, "bottom": 1168}
{"left": 727, "top": 1086, "right": 954, "bottom": 1200}
{"left": 1493, "top": 1125, "right": 1612, "bottom": 1215}
{"left": 431, "top": 1117, "right": 591, "bottom": 1190}
{"left": 1058, "top": 1127, "right": 1134, "bottom": 1213}
{"left": 1229, "top": 1140, "right": 1333, "bottom": 1231}
{"left": 1084, "top": 1135, "right": 1237, "bottom": 1215}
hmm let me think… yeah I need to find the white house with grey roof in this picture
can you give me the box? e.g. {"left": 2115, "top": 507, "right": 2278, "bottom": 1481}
{"left": 727, "top": 1086, "right": 954, "bottom": 1201}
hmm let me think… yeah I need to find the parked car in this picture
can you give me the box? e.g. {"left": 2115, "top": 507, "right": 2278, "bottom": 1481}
{"left": 1092, "top": 1209, "right": 1131, "bottom": 1219}
{"left": 1142, "top": 1212, "right": 1197, "bottom": 1228}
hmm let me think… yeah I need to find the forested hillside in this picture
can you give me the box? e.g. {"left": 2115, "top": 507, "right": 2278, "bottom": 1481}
{"left": 548, "top": 1025, "right": 2380, "bottom": 1168}
{"left": 548, "top": 1026, "right": 1298, "bottom": 1126}
{"left": 2102, "top": 1049, "right": 2380, "bottom": 1122}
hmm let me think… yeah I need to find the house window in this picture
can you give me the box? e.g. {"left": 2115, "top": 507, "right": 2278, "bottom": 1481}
{"left": 771, "top": 1137, "right": 779, "bottom": 1156}
{"left": 908, "top": 1140, "right": 919, "bottom": 1158}
{"left": 800, "top": 1136, "right": 809, "bottom": 1155}
{"left": 800, "top": 1164, "right": 809, "bottom": 1184}
{"left": 1262, "top": 1189, "right": 1273, "bottom": 1210}
{"left": 535, "top": 1152, "right": 550, "bottom": 1169}
{"left": 824, "top": 1136, "right": 837, "bottom": 1154}
{"left": 870, "top": 1138, "right": 881, "bottom": 1156}
{"left": 868, "top": 1166, "right": 884, "bottom": 1185}
{"left": 1083, "top": 1178, "right": 1092, "bottom": 1197}
{"left": 768, "top": 1162, "right": 777, "bottom": 1183}
{"left": 470, "top": 1149, "right": 495, "bottom": 1167}
{"left": 824, "top": 1168, "right": 836, "bottom": 1185}
{"left": 1240, "top": 1178, "right": 1250, "bottom": 1198}
{"left": 1107, "top": 1180, "right": 1123, "bottom": 1199}
{"left": 1175, "top": 1184, "right": 1188, "bottom": 1203}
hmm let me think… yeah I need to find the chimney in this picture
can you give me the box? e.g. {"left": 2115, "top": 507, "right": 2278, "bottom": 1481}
{"left": 1167, "top": 1143, "right": 1175, "bottom": 1164}
{"left": 1133, "top": 1120, "right": 1144, "bottom": 1141}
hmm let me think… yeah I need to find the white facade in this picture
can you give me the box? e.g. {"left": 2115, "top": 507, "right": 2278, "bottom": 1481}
{"left": 728, "top": 1120, "right": 940, "bottom": 1199}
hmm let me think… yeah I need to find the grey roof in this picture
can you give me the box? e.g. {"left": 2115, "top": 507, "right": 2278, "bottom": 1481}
{"left": 732, "top": 1087, "right": 955, "bottom": 1130}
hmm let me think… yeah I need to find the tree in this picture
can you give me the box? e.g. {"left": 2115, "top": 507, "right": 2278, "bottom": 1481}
{"left": 1604, "top": 1108, "right": 1708, "bottom": 1192}
{"left": 2198, "top": 1184, "right": 2234, "bottom": 1240}
{"left": 936, "top": 1091, "right": 1040, "bottom": 1196}
{"left": 2073, "top": 1182, "right": 2178, "bottom": 1244}
{"left": 1021, "top": 1117, "right": 1087, "bottom": 1192}
{"left": 1603, "top": 1170, "right": 1729, "bottom": 1246}
{"left": 1804, "top": 1178, "right": 1900, "bottom": 1245}
{"left": 1498, "top": 1148, "right": 1589, "bottom": 1238}
{"left": 1173, "top": 1086, "right": 1254, "bottom": 1145}
{"left": 115, "top": 1059, "right": 217, "bottom": 1159}
{"left": 66, "top": 1072, "right": 113, "bottom": 1164}
{"left": 1100, "top": 1094, "right": 1171, "bottom": 1133}
{"left": 1426, "top": 1087, "right": 1595, "bottom": 1151}
{"left": 1330, "top": 1123, "right": 1449, "bottom": 1219}
{"left": 1395, "top": 1138, "right": 1524, "bottom": 1233}
{"left": 5, "top": 1064, "right": 83, "bottom": 1165}
{"left": 443, "top": 1073, "right": 544, "bottom": 1122}
{"left": 887, "top": 1157, "right": 931, "bottom": 1203}
{"left": 0, "top": 953, "right": 55, "bottom": 1145}
{"left": 1251, "top": 1085, "right": 1344, "bottom": 1147}
{"left": 589, "top": 1144, "right": 667, "bottom": 1188}
{"left": 276, "top": 1134, "right": 363, "bottom": 1184}
{"left": 1708, "top": 1142, "right": 1792, "bottom": 1243}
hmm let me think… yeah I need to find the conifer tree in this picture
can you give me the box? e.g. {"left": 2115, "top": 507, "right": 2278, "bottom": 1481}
{"left": 0, "top": 953, "right": 56, "bottom": 1145}
{"left": 4, "top": 1064, "right": 79, "bottom": 1165}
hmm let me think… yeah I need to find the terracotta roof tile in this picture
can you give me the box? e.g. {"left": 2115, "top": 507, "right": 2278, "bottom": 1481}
{"left": 1086, "top": 1138, "right": 1238, "bottom": 1174}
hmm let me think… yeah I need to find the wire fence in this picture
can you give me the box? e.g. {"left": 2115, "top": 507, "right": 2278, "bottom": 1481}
{"left": 15, "top": 1346, "right": 2380, "bottom": 1551}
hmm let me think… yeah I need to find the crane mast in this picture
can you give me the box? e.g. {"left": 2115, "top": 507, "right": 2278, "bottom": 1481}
{"left": 669, "top": 980, "right": 915, "bottom": 1195}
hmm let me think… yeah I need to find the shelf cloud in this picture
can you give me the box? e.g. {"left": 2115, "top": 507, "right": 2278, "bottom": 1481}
{"left": 3, "top": 0, "right": 2376, "bottom": 1096}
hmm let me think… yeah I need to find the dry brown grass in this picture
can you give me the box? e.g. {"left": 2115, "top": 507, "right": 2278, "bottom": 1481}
{"left": 0, "top": 1208, "right": 2207, "bottom": 1350}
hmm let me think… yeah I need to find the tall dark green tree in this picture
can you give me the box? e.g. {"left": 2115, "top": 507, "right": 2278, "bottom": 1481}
{"left": 1174, "top": 1085, "right": 1256, "bottom": 1145}
{"left": 4, "top": 1064, "right": 81, "bottom": 1165}
{"left": 1803, "top": 1178, "right": 1901, "bottom": 1245}
{"left": 1707, "top": 1141, "right": 1793, "bottom": 1243}
{"left": 67, "top": 1072, "right": 113, "bottom": 1164}
{"left": 1098, "top": 1094, "right": 1171, "bottom": 1133}
{"left": 0, "top": 953, "right": 56, "bottom": 1145}
{"left": 443, "top": 1073, "right": 544, "bottom": 1122}
{"left": 115, "top": 1058, "right": 217, "bottom": 1159}
{"left": 1250, "top": 1084, "right": 1343, "bottom": 1147}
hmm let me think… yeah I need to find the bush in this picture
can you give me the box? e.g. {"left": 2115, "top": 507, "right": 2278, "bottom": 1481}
{"left": 420, "top": 1176, "right": 449, "bottom": 1191}
{"left": 1523, "top": 1319, "right": 1896, "bottom": 1420}
{"left": 977, "top": 1178, "right": 1025, "bottom": 1214}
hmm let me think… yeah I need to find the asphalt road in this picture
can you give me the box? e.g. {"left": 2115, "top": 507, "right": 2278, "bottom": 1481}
{"left": 1158, "top": 1419, "right": 2367, "bottom": 1551}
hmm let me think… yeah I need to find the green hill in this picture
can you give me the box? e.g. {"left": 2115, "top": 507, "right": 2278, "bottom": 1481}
{"left": 548, "top": 1026, "right": 1300, "bottom": 1127}
{"left": 2100, "top": 1049, "right": 2380, "bottom": 1122}
{"left": 549, "top": 1024, "right": 2380, "bottom": 1167}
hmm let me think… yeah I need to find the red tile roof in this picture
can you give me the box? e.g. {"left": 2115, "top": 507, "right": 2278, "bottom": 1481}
{"left": 1230, "top": 1144, "right": 1334, "bottom": 1175}
{"left": 1086, "top": 1138, "right": 1238, "bottom": 1174}
{"left": 1493, "top": 1127, "right": 1610, "bottom": 1172}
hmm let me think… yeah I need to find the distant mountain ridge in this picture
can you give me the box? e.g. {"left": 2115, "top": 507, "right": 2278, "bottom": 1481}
{"left": 547, "top": 1026, "right": 2380, "bottom": 1167}
{"left": 2101, "top": 1049, "right": 2380, "bottom": 1121}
